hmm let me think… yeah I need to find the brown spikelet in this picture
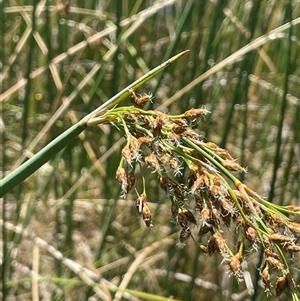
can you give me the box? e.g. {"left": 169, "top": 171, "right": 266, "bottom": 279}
{"left": 130, "top": 90, "right": 151, "bottom": 108}
{"left": 128, "top": 134, "right": 140, "bottom": 158}
{"left": 137, "top": 136, "right": 152, "bottom": 146}
{"left": 283, "top": 244, "right": 300, "bottom": 253}
{"left": 276, "top": 276, "right": 287, "bottom": 297}
{"left": 192, "top": 173, "right": 210, "bottom": 192}
{"left": 200, "top": 206, "right": 210, "bottom": 225}
{"left": 142, "top": 202, "right": 152, "bottom": 227}
{"left": 269, "top": 233, "right": 292, "bottom": 244}
{"left": 178, "top": 208, "right": 197, "bottom": 225}
{"left": 198, "top": 223, "right": 213, "bottom": 236}
{"left": 172, "top": 119, "right": 189, "bottom": 134}
{"left": 121, "top": 145, "right": 132, "bottom": 164}
{"left": 151, "top": 112, "right": 168, "bottom": 136}
{"left": 144, "top": 153, "right": 160, "bottom": 170}
{"left": 214, "top": 232, "right": 227, "bottom": 256}
{"left": 266, "top": 257, "right": 284, "bottom": 270}
{"left": 184, "top": 108, "right": 209, "bottom": 119}
{"left": 265, "top": 249, "right": 281, "bottom": 261}
{"left": 245, "top": 225, "right": 257, "bottom": 242}
{"left": 222, "top": 159, "right": 245, "bottom": 172}
{"left": 220, "top": 198, "right": 236, "bottom": 226}
{"left": 205, "top": 142, "right": 218, "bottom": 149}
{"left": 136, "top": 194, "right": 147, "bottom": 213}
{"left": 286, "top": 221, "right": 300, "bottom": 235}
{"left": 171, "top": 205, "right": 179, "bottom": 221}
{"left": 116, "top": 166, "right": 126, "bottom": 185}
{"left": 126, "top": 172, "right": 136, "bottom": 192}
{"left": 116, "top": 167, "right": 135, "bottom": 193}
{"left": 179, "top": 227, "right": 191, "bottom": 243}
{"left": 229, "top": 253, "right": 243, "bottom": 276}
{"left": 261, "top": 266, "right": 271, "bottom": 289}
{"left": 286, "top": 205, "right": 300, "bottom": 212}
{"left": 215, "top": 148, "right": 235, "bottom": 161}
{"left": 207, "top": 235, "right": 218, "bottom": 256}
{"left": 199, "top": 244, "right": 207, "bottom": 253}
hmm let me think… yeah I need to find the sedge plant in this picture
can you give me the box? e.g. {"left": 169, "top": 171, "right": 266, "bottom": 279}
{"left": 2, "top": 50, "right": 300, "bottom": 300}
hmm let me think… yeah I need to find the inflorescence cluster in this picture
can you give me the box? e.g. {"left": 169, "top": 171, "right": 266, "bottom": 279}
{"left": 90, "top": 90, "right": 300, "bottom": 297}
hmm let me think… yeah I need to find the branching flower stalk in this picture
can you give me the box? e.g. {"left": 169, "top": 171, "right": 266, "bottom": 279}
{"left": 88, "top": 92, "right": 300, "bottom": 299}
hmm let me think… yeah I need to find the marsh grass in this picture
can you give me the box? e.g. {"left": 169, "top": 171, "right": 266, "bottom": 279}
{"left": 1, "top": 1, "right": 300, "bottom": 301}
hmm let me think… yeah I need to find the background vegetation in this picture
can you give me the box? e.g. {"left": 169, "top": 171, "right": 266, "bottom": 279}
{"left": 1, "top": 0, "right": 300, "bottom": 300}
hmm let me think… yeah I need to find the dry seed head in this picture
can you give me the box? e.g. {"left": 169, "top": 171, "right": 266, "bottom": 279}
{"left": 179, "top": 227, "right": 191, "bottom": 243}
{"left": 137, "top": 136, "right": 152, "bottom": 146}
{"left": 211, "top": 208, "right": 221, "bottom": 227}
{"left": 220, "top": 198, "right": 237, "bottom": 223}
{"left": 261, "top": 266, "right": 271, "bottom": 289}
{"left": 172, "top": 123, "right": 189, "bottom": 135}
{"left": 160, "top": 154, "right": 171, "bottom": 165}
{"left": 183, "top": 128, "right": 198, "bottom": 138}
{"left": 126, "top": 172, "right": 135, "bottom": 192}
{"left": 213, "top": 176, "right": 223, "bottom": 186}
{"left": 136, "top": 194, "right": 147, "bottom": 214}
{"left": 173, "top": 184, "right": 185, "bottom": 203}
{"left": 205, "top": 142, "right": 218, "bottom": 149}
{"left": 215, "top": 148, "right": 234, "bottom": 161}
{"left": 168, "top": 132, "right": 181, "bottom": 146}
{"left": 269, "top": 213, "right": 288, "bottom": 227}
{"left": 265, "top": 249, "right": 281, "bottom": 261}
{"left": 151, "top": 112, "right": 169, "bottom": 136}
{"left": 169, "top": 157, "right": 182, "bottom": 176}
{"left": 121, "top": 145, "right": 132, "bottom": 164}
{"left": 222, "top": 159, "right": 245, "bottom": 172}
{"left": 116, "top": 167, "right": 135, "bottom": 194}
{"left": 209, "top": 184, "right": 227, "bottom": 201}
{"left": 275, "top": 276, "right": 287, "bottom": 297}
{"left": 286, "top": 221, "right": 300, "bottom": 235}
{"left": 144, "top": 153, "right": 160, "bottom": 171}
{"left": 116, "top": 166, "right": 127, "bottom": 186}
{"left": 269, "top": 233, "right": 292, "bottom": 244}
{"left": 130, "top": 90, "right": 152, "bottom": 108}
{"left": 199, "top": 244, "right": 207, "bottom": 253}
{"left": 198, "top": 223, "right": 213, "bottom": 236}
{"left": 266, "top": 257, "right": 284, "bottom": 270}
{"left": 220, "top": 209, "right": 232, "bottom": 227}
{"left": 128, "top": 134, "right": 140, "bottom": 159}
{"left": 200, "top": 206, "right": 220, "bottom": 228}
{"left": 229, "top": 253, "right": 243, "bottom": 276}
{"left": 178, "top": 208, "right": 197, "bottom": 225}
{"left": 192, "top": 173, "right": 210, "bottom": 193}
{"left": 283, "top": 243, "right": 300, "bottom": 253}
{"left": 207, "top": 235, "right": 218, "bottom": 256}
{"left": 245, "top": 225, "right": 258, "bottom": 242}
{"left": 214, "top": 232, "right": 227, "bottom": 256}
{"left": 184, "top": 108, "right": 209, "bottom": 119}
{"left": 200, "top": 206, "right": 211, "bottom": 225}
{"left": 142, "top": 202, "right": 152, "bottom": 227}
{"left": 286, "top": 205, "right": 300, "bottom": 213}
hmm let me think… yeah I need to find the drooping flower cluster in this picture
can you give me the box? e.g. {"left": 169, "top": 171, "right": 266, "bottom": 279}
{"left": 91, "top": 90, "right": 300, "bottom": 298}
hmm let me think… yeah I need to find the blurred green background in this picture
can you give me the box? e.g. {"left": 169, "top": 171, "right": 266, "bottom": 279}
{"left": 1, "top": 1, "right": 300, "bottom": 300}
